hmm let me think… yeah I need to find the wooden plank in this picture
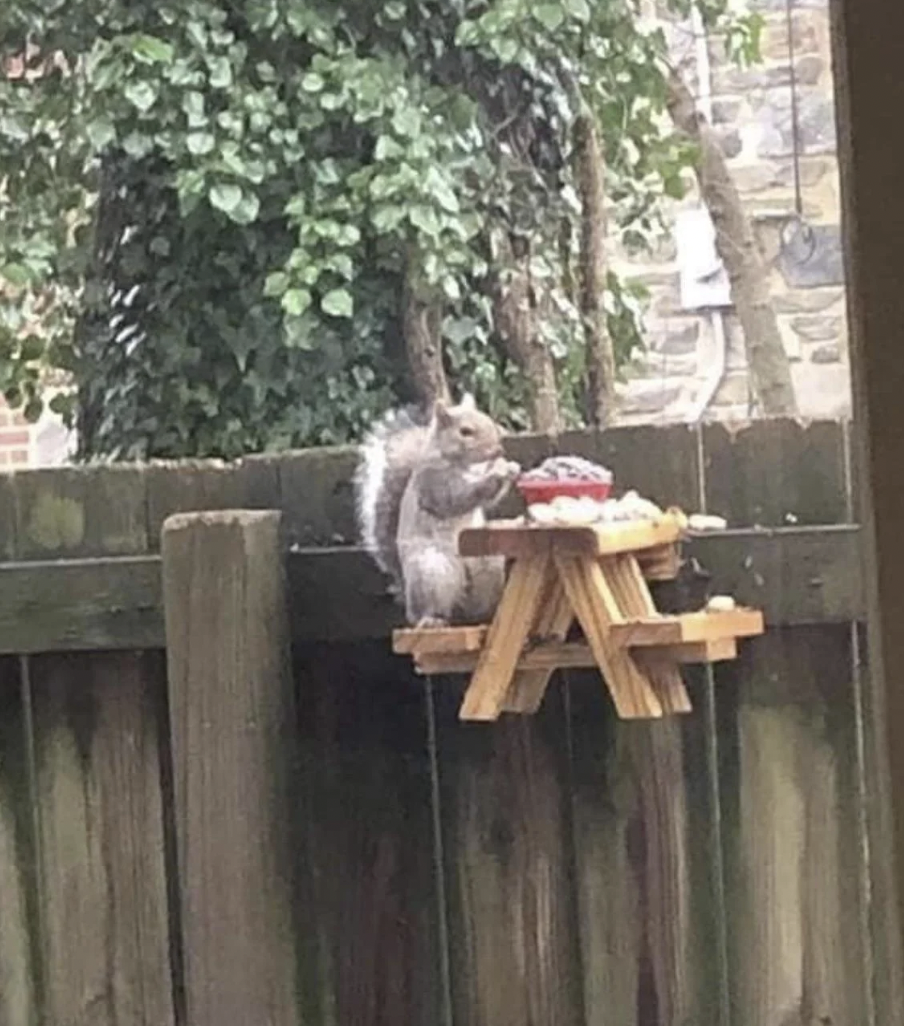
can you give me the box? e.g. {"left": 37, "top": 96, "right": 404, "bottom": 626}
{"left": 393, "top": 625, "right": 487, "bottom": 656}
{"left": 604, "top": 554, "right": 691, "bottom": 715}
{"left": 12, "top": 465, "right": 149, "bottom": 558}
{"left": 432, "top": 677, "right": 585, "bottom": 1026}
{"left": 555, "top": 555, "right": 662, "bottom": 719}
{"left": 292, "top": 641, "right": 448, "bottom": 1025}
{"left": 415, "top": 638, "right": 737, "bottom": 675}
{"left": 503, "top": 573, "right": 574, "bottom": 714}
{"left": 459, "top": 519, "right": 683, "bottom": 559}
{"left": 703, "top": 420, "right": 847, "bottom": 529}
{"left": 29, "top": 651, "right": 175, "bottom": 1026}
{"left": 684, "top": 526, "right": 863, "bottom": 626}
{"left": 0, "top": 471, "right": 17, "bottom": 560}
{"left": 715, "top": 628, "right": 871, "bottom": 1026}
{"left": 555, "top": 423, "right": 702, "bottom": 513}
{"left": 565, "top": 668, "right": 726, "bottom": 1026}
{"left": 0, "top": 557, "right": 163, "bottom": 654}
{"left": 459, "top": 555, "right": 551, "bottom": 721}
{"left": 0, "top": 658, "right": 38, "bottom": 1026}
{"left": 278, "top": 447, "right": 360, "bottom": 547}
{"left": 161, "top": 510, "right": 299, "bottom": 1026}
{"left": 636, "top": 543, "right": 681, "bottom": 581}
{"left": 610, "top": 608, "right": 765, "bottom": 647}
{"left": 0, "top": 527, "right": 862, "bottom": 654}
{"left": 147, "top": 456, "right": 280, "bottom": 549}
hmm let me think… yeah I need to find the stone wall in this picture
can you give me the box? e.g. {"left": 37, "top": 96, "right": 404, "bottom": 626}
{"left": 612, "top": 0, "right": 850, "bottom": 424}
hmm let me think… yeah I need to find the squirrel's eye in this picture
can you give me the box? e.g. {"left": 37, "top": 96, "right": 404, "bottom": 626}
{"left": 460, "top": 426, "right": 475, "bottom": 438}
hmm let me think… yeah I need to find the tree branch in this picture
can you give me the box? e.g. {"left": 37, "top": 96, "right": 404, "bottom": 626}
{"left": 491, "top": 233, "right": 562, "bottom": 434}
{"left": 573, "top": 106, "right": 616, "bottom": 428}
{"left": 665, "top": 67, "right": 798, "bottom": 416}
{"left": 402, "top": 252, "right": 448, "bottom": 408}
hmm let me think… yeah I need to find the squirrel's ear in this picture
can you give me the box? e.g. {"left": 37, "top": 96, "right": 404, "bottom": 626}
{"left": 432, "top": 398, "right": 453, "bottom": 427}
{"left": 459, "top": 392, "right": 476, "bottom": 411}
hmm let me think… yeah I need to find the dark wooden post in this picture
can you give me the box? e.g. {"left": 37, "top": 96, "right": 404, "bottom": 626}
{"left": 162, "top": 510, "right": 299, "bottom": 1026}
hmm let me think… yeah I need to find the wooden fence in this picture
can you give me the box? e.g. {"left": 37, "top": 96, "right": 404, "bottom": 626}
{"left": 0, "top": 417, "right": 892, "bottom": 1026}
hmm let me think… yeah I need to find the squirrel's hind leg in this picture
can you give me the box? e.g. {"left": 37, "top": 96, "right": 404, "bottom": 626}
{"left": 461, "top": 556, "right": 506, "bottom": 624}
{"left": 402, "top": 547, "right": 467, "bottom": 627}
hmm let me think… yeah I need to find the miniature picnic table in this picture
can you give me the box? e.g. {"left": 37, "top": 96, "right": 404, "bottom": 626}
{"left": 393, "top": 514, "right": 764, "bottom": 722}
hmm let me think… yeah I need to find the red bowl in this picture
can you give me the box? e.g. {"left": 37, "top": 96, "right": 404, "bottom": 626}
{"left": 517, "top": 478, "right": 613, "bottom": 506}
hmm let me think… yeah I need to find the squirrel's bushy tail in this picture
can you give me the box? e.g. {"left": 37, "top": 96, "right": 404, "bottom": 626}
{"left": 355, "top": 405, "right": 429, "bottom": 592}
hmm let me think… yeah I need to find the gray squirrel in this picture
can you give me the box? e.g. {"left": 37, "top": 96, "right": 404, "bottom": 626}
{"left": 355, "top": 393, "right": 521, "bottom": 627}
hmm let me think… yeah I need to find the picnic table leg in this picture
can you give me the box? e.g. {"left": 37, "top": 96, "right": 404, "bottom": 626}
{"left": 554, "top": 555, "right": 663, "bottom": 719}
{"left": 605, "top": 555, "right": 692, "bottom": 715}
{"left": 459, "top": 555, "right": 551, "bottom": 722}
{"left": 502, "top": 573, "right": 574, "bottom": 715}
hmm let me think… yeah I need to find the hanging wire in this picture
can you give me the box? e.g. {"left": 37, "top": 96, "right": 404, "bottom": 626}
{"left": 780, "top": 0, "right": 817, "bottom": 264}
{"left": 785, "top": 0, "right": 804, "bottom": 219}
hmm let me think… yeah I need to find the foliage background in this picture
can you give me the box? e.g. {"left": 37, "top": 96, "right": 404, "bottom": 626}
{"left": 0, "top": 0, "right": 757, "bottom": 458}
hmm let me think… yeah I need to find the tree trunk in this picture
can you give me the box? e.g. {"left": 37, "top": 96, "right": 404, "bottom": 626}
{"left": 491, "top": 234, "right": 562, "bottom": 434}
{"left": 665, "top": 68, "right": 798, "bottom": 416}
{"left": 402, "top": 254, "right": 448, "bottom": 408}
{"left": 573, "top": 108, "right": 616, "bottom": 428}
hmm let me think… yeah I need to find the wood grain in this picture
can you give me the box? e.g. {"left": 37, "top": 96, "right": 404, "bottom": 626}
{"left": 29, "top": 651, "right": 175, "bottom": 1026}
{"left": 0, "top": 527, "right": 862, "bottom": 655}
{"left": 459, "top": 555, "right": 550, "bottom": 721}
{"left": 555, "top": 555, "right": 662, "bottom": 719}
{"left": 162, "top": 510, "right": 299, "bottom": 1026}
{"left": 432, "top": 683, "right": 584, "bottom": 1026}
{"left": 0, "top": 658, "right": 37, "bottom": 1026}
{"left": 459, "top": 520, "right": 683, "bottom": 559}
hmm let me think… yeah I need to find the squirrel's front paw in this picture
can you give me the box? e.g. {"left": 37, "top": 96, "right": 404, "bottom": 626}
{"left": 491, "top": 457, "right": 521, "bottom": 480}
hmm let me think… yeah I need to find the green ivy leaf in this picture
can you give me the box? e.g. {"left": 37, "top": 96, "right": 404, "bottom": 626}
{"left": 208, "top": 57, "right": 233, "bottom": 89}
{"left": 564, "top": 0, "right": 591, "bottom": 22}
{"left": 124, "top": 79, "right": 158, "bottom": 113}
{"left": 533, "top": 2, "right": 565, "bottom": 30}
{"left": 86, "top": 118, "right": 116, "bottom": 149}
{"left": 321, "top": 288, "right": 353, "bottom": 318}
{"left": 301, "top": 72, "right": 326, "bottom": 93}
{"left": 130, "top": 34, "right": 175, "bottom": 64}
{"left": 1, "top": 264, "right": 30, "bottom": 288}
{"left": 187, "top": 131, "right": 216, "bottom": 155}
{"left": 282, "top": 288, "right": 312, "bottom": 316}
{"left": 209, "top": 183, "right": 243, "bottom": 214}
{"left": 264, "top": 271, "right": 289, "bottom": 297}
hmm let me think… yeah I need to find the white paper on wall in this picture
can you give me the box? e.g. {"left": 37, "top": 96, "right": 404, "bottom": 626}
{"left": 675, "top": 206, "right": 732, "bottom": 310}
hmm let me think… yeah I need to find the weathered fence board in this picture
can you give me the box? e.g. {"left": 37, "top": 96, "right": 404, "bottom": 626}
{"left": 292, "top": 643, "right": 446, "bottom": 1026}
{"left": 28, "top": 651, "right": 175, "bottom": 1026}
{"left": 565, "top": 408, "right": 725, "bottom": 1026}
{"left": 716, "top": 628, "right": 870, "bottom": 1026}
{"left": 0, "top": 527, "right": 865, "bottom": 655}
{"left": 162, "top": 511, "right": 299, "bottom": 1026}
{"left": 0, "top": 658, "right": 37, "bottom": 1026}
{"left": 0, "top": 417, "right": 889, "bottom": 1026}
{"left": 432, "top": 679, "right": 585, "bottom": 1026}
{"left": 703, "top": 420, "right": 849, "bottom": 528}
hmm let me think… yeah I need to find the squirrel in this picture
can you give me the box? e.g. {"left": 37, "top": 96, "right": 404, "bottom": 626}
{"left": 355, "top": 393, "right": 521, "bottom": 627}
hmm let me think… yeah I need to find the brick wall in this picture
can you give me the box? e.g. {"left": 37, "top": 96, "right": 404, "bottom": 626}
{"left": 0, "top": 401, "right": 31, "bottom": 467}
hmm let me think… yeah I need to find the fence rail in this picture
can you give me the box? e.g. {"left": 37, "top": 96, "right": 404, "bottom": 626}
{"left": 0, "top": 417, "right": 893, "bottom": 1026}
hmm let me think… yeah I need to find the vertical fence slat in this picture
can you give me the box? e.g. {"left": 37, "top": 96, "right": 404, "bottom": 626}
{"left": 162, "top": 510, "right": 299, "bottom": 1026}
{"left": 706, "top": 420, "right": 870, "bottom": 1026}
{"left": 291, "top": 641, "right": 446, "bottom": 1026}
{"left": 29, "top": 651, "right": 176, "bottom": 1026}
{"left": 715, "top": 628, "right": 869, "bottom": 1026}
{"left": 0, "top": 658, "right": 37, "bottom": 1026}
{"left": 433, "top": 680, "right": 585, "bottom": 1026}
{"left": 565, "top": 424, "right": 725, "bottom": 1026}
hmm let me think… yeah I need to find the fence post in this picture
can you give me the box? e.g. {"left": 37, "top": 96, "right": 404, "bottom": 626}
{"left": 162, "top": 510, "right": 299, "bottom": 1026}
